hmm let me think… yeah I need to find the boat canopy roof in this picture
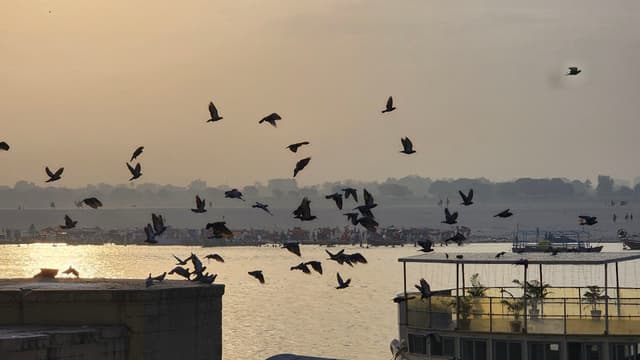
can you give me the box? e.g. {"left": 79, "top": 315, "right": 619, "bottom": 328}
{"left": 398, "top": 252, "right": 640, "bottom": 266}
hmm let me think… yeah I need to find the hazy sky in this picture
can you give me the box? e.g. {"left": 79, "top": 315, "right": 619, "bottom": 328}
{"left": 2, "top": 0, "right": 640, "bottom": 188}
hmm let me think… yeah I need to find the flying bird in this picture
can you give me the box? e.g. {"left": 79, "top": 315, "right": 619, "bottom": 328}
{"left": 417, "top": 240, "right": 434, "bottom": 252}
{"left": 173, "top": 254, "right": 189, "bottom": 266}
{"left": 342, "top": 188, "right": 358, "bottom": 202}
{"left": 126, "top": 162, "right": 142, "bottom": 181}
{"left": 207, "top": 101, "right": 223, "bottom": 122}
{"left": 252, "top": 202, "right": 273, "bottom": 215}
{"left": 354, "top": 205, "right": 376, "bottom": 219}
{"left": 169, "top": 266, "right": 191, "bottom": 280}
{"left": 191, "top": 195, "right": 207, "bottom": 213}
{"left": 60, "top": 215, "right": 77, "bottom": 229}
{"left": 336, "top": 272, "right": 351, "bottom": 289}
{"left": 415, "top": 278, "right": 432, "bottom": 300}
{"left": 442, "top": 208, "right": 458, "bottom": 225}
{"left": 293, "top": 157, "right": 311, "bottom": 177}
{"left": 579, "top": 215, "right": 598, "bottom": 226}
{"left": 304, "top": 261, "right": 323, "bottom": 274}
{"left": 326, "top": 249, "right": 351, "bottom": 266}
{"left": 144, "top": 224, "right": 157, "bottom": 244}
{"left": 282, "top": 242, "right": 302, "bottom": 257}
{"left": 356, "top": 216, "right": 378, "bottom": 232}
{"left": 459, "top": 189, "right": 474, "bottom": 206}
{"left": 344, "top": 212, "right": 359, "bottom": 225}
{"left": 363, "top": 189, "right": 376, "bottom": 207}
{"left": 381, "top": 96, "right": 396, "bottom": 113}
{"left": 290, "top": 262, "right": 311, "bottom": 274}
{"left": 293, "top": 197, "right": 316, "bottom": 221}
{"left": 81, "top": 197, "right": 103, "bottom": 209}
{"left": 206, "top": 222, "right": 233, "bottom": 239}
{"left": 347, "top": 252, "right": 368, "bottom": 264}
{"left": 205, "top": 253, "right": 224, "bottom": 262}
{"left": 400, "top": 137, "right": 416, "bottom": 154}
{"left": 189, "top": 253, "right": 205, "bottom": 276}
{"left": 259, "top": 113, "right": 281, "bottom": 127}
{"left": 325, "top": 193, "right": 343, "bottom": 210}
{"left": 248, "top": 270, "right": 265, "bottom": 284}
{"left": 566, "top": 67, "right": 582, "bottom": 76}
{"left": 286, "top": 141, "right": 309, "bottom": 153}
{"left": 130, "top": 146, "right": 144, "bottom": 162}
{"left": 151, "top": 213, "right": 167, "bottom": 235}
{"left": 151, "top": 272, "right": 166, "bottom": 282}
{"left": 0, "top": 141, "right": 9, "bottom": 151}
{"left": 62, "top": 266, "right": 79, "bottom": 278}
{"left": 444, "top": 232, "right": 466, "bottom": 246}
{"left": 494, "top": 209, "right": 513, "bottom": 218}
{"left": 224, "top": 189, "right": 245, "bottom": 201}
{"left": 45, "top": 167, "right": 64, "bottom": 182}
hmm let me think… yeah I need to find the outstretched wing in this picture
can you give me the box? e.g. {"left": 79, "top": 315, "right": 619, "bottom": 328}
{"left": 337, "top": 272, "right": 344, "bottom": 286}
{"left": 386, "top": 96, "right": 393, "bottom": 109}
{"left": 209, "top": 101, "right": 219, "bottom": 118}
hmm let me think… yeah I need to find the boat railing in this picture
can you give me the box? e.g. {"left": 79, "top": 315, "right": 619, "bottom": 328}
{"left": 403, "top": 286, "right": 640, "bottom": 336}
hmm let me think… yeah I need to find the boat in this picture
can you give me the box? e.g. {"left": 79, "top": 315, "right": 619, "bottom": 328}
{"left": 617, "top": 229, "right": 640, "bottom": 250}
{"left": 512, "top": 229, "right": 602, "bottom": 253}
{"left": 394, "top": 251, "right": 640, "bottom": 359}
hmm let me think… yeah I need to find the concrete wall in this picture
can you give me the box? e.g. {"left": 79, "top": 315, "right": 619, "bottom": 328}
{"left": 0, "top": 280, "right": 224, "bottom": 360}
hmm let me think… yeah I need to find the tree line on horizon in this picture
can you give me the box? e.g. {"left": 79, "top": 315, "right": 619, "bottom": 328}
{"left": 0, "top": 175, "right": 635, "bottom": 210}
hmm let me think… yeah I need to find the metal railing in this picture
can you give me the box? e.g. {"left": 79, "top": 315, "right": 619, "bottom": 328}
{"left": 403, "top": 287, "right": 640, "bottom": 336}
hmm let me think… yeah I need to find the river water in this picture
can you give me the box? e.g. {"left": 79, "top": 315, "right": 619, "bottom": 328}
{"left": 0, "top": 242, "right": 638, "bottom": 359}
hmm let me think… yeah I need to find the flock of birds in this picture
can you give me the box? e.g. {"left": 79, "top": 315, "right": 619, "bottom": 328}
{"left": 1, "top": 66, "right": 588, "bottom": 294}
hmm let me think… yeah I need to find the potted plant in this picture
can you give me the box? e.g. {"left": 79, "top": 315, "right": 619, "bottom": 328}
{"left": 449, "top": 295, "right": 473, "bottom": 330}
{"left": 513, "top": 279, "right": 551, "bottom": 319}
{"left": 501, "top": 290, "right": 524, "bottom": 332}
{"left": 582, "top": 285, "right": 606, "bottom": 319}
{"left": 467, "top": 273, "right": 488, "bottom": 319}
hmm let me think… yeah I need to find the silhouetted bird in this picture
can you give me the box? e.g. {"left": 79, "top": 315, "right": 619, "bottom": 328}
{"left": 144, "top": 224, "right": 157, "bottom": 244}
{"left": 81, "top": 197, "right": 103, "bottom": 209}
{"left": 381, "top": 96, "right": 396, "bottom": 113}
{"left": 344, "top": 212, "right": 359, "bottom": 225}
{"left": 224, "top": 188, "right": 245, "bottom": 201}
{"left": 393, "top": 294, "right": 416, "bottom": 303}
{"left": 494, "top": 209, "right": 513, "bottom": 218}
{"left": 151, "top": 213, "right": 167, "bottom": 235}
{"left": 130, "top": 146, "right": 144, "bottom": 162}
{"left": 415, "top": 278, "right": 432, "bottom": 299}
{"left": 342, "top": 188, "right": 358, "bottom": 202}
{"left": 579, "top": 215, "right": 598, "bottom": 226}
{"left": 126, "top": 162, "right": 142, "bottom": 181}
{"left": 252, "top": 202, "right": 273, "bottom": 215}
{"left": 259, "top": 113, "right": 281, "bottom": 127}
{"left": 290, "top": 262, "right": 311, "bottom": 274}
{"left": 189, "top": 253, "right": 205, "bottom": 276}
{"left": 364, "top": 189, "right": 376, "bottom": 207}
{"left": 455, "top": 255, "right": 463, "bottom": 259}
{"left": 336, "top": 272, "right": 351, "bottom": 289}
{"left": 146, "top": 274, "right": 154, "bottom": 288}
{"left": 205, "top": 254, "right": 224, "bottom": 262}
{"left": 495, "top": 251, "right": 506, "bottom": 258}
{"left": 207, "top": 101, "right": 223, "bottom": 122}
{"left": 566, "top": 67, "right": 582, "bottom": 76}
{"left": 206, "top": 222, "right": 233, "bottom": 239}
{"left": 442, "top": 208, "right": 458, "bottom": 224}
{"left": 173, "top": 255, "right": 188, "bottom": 265}
{"left": 60, "top": 215, "right": 77, "bottom": 229}
{"left": 325, "top": 193, "right": 343, "bottom": 210}
{"left": 293, "top": 157, "right": 311, "bottom": 177}
{"left": 62, "top": 266, "right": 79, "bottom": 278}
{"left": 356, "top": 216, "right": 378, "bottom": 232}
{"left": 304, "top": 261, "right": 323, "bottom": 274}
{"left": 45, "top": 167, "right": 64, "bottom": 182}
{"left": 169, "top": 266, "right": 191, "bottom": 280}
{"left": 326, "top": 249, "right": 351, "bottom": 266}
{"left": 293, "top": 197, "right": 316, "bottom": 221}
{"left": 191, "top": 195, "right": 207, "bottom": 213}
{"left": 354, "top": 205, "right": 376, "bottom": 218}
{"left": 151, "top": 272, "right": 166, "bottom": 282}
{"left": 286, "top": 141, "right": 309, "bottom": 153}
{"left": 417, "top": 240, "right": 434, "bottom": 252}
{"left": 0, "top": 141, "right": 9, "bottom": 151}
{"left": 282, "top": 242, "right": 302, "bottom": 257}
{"left": 400, "top": 137, "right": 416, "bottom": 154}
{"left": 445, "top": 253, "right": 449, "bottom": 259}
{"left": 459, "top": 189, "right": 474, "bottom": 206}
{"left": 347, "top": 252, "right": 368, "bottom": 264}
{"left": 445, "top": 232, "right": 466, "bottom": 246}
{"left": 248, "top": 270, "right": 265, "bottom": 284}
